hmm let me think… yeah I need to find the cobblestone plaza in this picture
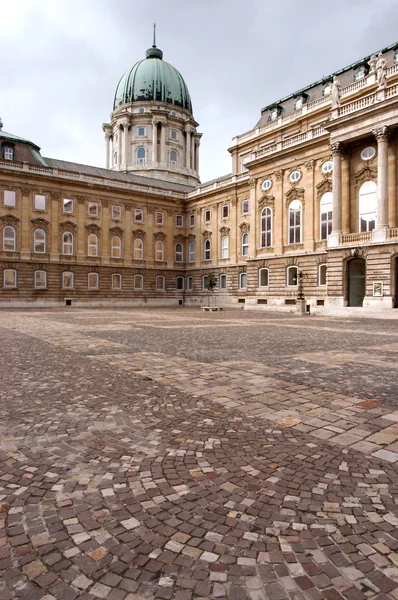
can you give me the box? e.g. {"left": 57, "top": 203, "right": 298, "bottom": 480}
{"left": 1, "top": 308, "right": 398, "bottom": 600}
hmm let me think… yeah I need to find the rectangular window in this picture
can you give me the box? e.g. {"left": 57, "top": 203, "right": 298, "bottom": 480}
{"left": 156, "top": 275, "right": 165, "bottom": 291}
{"left": 187, "top": 276, "right": 193, "bottom": 291}
{"left": 222, "top": 204, "right": 229, "bottom": 219}
{"left": 176, "top": 276, "right": 184, "bottom": 290}
{"left": 4, "top": 190, "right": 16, "bottom": 207}
{"left": 4, "top": 147, "right": 14, "bottom": 160}
{"left": 34, "top": 270, "right": 47, "bottom": 289}
{"left": 88, "top": 201, "right": 99, "bottom": 217}
{"left": 318, "top": 264, "right": 327, "bottom": 286}
{"left": 3, "top": 269, "right": 17, "bottom": 288}
{"left": 88, "top": 272, "right": 99, "bottom": 289}
{"left": 219, "top": 274, "right": 227, "bottom": 290}
{"left": 241, "top": 156, "right": 250, "bottom": 172}
{"left": 189, "top": 213, "right": 195, "bottom": 227}
{"left": 204, "top": 209, "right": 211, "bottom": 223}
{"left": 34, "top": 194, "right": 46, "bottom": 211}
{"left": 202, "top": 275, "right": 208, "bottom": 290}
{"left": 62, "top": 271, "right": 74, "bottom": 289}
{"left": 241, "top": 200, "right": 249, "bottom": 214}
{"left": 155, "top": 211, "right": 164, "bottom": 226}
{"left": 137, "top": 127, "right": 145, "bottom": 137}
{"left": 112, "top": 205, "right": 122, "bottom": 220}
{"left": 170, "top": 130, "right": 177, "bottom": 140}
{"left": 134, "top": 208, "right": 144, "bottom": 223}
{"left": 112, "top": 273, "right": 122, "bottom": 289}
{"left": 176, "top": 214, "right": 184, "bottom": 227}
{"left": 62, "top": 198, "right": 74, "bottom": 214}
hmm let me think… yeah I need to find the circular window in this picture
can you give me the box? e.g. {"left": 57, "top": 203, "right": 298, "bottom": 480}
{"left": 289, "top": 170, "right": 301, "bottom": 183}
{"left": 171, "top": 110, "right": 177, "bottom": 116}
{"left": 262, "top": 179, "right": 272, "bottom": 191}
{"left": 139, "top": 107, "right": 145, "bottom": 114}
{"left": 321, "top": 161, "right": 333, "bottom": 173}
{"left": 361, "top": 146, "right": 376, "bottom": 160}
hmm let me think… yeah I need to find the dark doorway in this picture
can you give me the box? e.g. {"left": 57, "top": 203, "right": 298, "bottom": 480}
{"left": 348, "top": 258, "right": 366, "bottom": 307}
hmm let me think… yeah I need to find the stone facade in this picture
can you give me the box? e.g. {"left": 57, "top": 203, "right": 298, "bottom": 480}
{"left": 2, "top": 43, "right": 398, "bottom": 310}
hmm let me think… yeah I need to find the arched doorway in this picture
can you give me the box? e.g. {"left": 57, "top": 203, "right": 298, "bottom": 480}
{"left": 348, "top": 258, "right": 366, "bottom": 307}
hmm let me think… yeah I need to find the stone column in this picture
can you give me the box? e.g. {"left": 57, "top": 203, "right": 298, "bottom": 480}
{"left": 117, "top": 126, "right": 122, "bottom": 168}
{"left": 191, "top": 134, "right": 195, "bottom": 170}
{"left": 185, "top": 128, "right": 191, "bottom": 170}
{"left": 195, "top": 140, "right": 200, "bottom": 174}
{"left": 77, "top": 198, "right": 86, "bottom": 261}
{"left": 20, "top": 188, "right": 31, "bottom": 260}
{"left": 123, "top": 121, "right": 130, "bottom": 168}
{"left": 152, "top": 120, "right": 158, "bottom": 165}
{"left": 105, "top": 133, "right": 110, "bottom": 169}
{"left": 160, "top": 123, "right": 166, "bottom": 165}
{"left": 328, "top": 142, "right": 343, "bottom": 247}
{"left": 50, "top": 192, "right": 60, "bottom": 262}
{"left": 249, "top": 179, "right": 257, "bottom": 257}
{"left": 373, "top": 126, "right": 389, "bottom": 233}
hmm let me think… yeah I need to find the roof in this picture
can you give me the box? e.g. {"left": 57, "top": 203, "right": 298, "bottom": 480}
{"left": 199, "top": 173, "right": 233, "bottom": 187}
{"left": 0, "top": 129, "right": 40, "bottom": 150}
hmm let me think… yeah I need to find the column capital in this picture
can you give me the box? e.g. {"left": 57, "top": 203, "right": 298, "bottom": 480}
{"left": 329, "top": 141, "right": 344, "bottom": 156}
{"left": 105, "top": 132, "right": 111, "bottom": 140}
{"left": 372, "top": 125, "right": 389, "bottom": 142}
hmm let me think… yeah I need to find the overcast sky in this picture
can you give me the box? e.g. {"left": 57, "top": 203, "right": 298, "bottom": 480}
{"left": 2, "top": 0, "right": 398, "bottom": 183}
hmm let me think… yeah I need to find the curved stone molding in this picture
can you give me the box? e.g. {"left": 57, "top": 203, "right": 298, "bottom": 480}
{"left": 355, "top": 165, "right": 377, "bottom": 189}
{"left": 59, "top": 220, "right": 77, "bottom": 231}
{"left": 219, "top": 226, "right": 230, "bottom": 235}
{"left": 258, "top": 194, "right": 275, "bottom": 210}
{"left": 187, "top": 233, "right": 196, "bottom": 240}
{"left": 285, "top": 187, "right": 305, "bottom": 208}
{"left": 110, "top": 226, "right": 124, "bottom": 236}
{"left": 133, "top": 228, "right": 146, "bottom": 238}
{"left": 173, "top": 233, "right": 185, "bottom": 242}
{"left": 239, "top": 222, "right": 250, "bottom": 233}
{"left": 85, "top": 223, "right": 101, "bottom": 233}
{"left": 316, "top": 179, "right": 332, "bottom": 200}
{"left": 202, "top": 229, "right": 212, "bottom": 239}
{"left": 31, "top": 217, "right": 50, "bottom": 230}
{"left": 153, "top": 231, "right": 166, "bottom": 241}
{"left": 0, "top": 214, "right": 20, "bottom": 225}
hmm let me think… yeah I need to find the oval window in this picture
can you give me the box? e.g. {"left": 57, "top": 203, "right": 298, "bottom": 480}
{"left": 290, "top": 170, "right": 301, "bottom": 183}
{"left": 262, "top": 179, "right": 272, "bottom": 191}
{"left": 321, "top": 161, "right": 333, "bottom": 173}
{"left": 361, "top": 147, "right": 376, "bottom": 161}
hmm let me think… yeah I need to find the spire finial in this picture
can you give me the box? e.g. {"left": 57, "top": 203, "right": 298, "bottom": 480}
{"left": 153, "top": 22, "right": 156, "bottom": 47}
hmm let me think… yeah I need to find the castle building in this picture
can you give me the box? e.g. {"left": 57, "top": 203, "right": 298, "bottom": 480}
{"left": 1, "top": 39, "right": 398, "bottom": 310}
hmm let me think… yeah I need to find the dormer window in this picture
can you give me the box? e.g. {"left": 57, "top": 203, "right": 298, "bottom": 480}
{"left": 354, "top": 66, "right": 366, "bottom": 81}
{"left": 3, "top": 146, "right": 14, "bottom": 160}
{"left": 394, "top": 50, "right": 398, "bottom": 64}
{"left": 294, "top": 97, "right": 303, "bottom": 110}
{"left": 270, "top": 108, "right": 278, "bottom": 121}
{"left": 323, "top": 82, "right": 332, "bottom": 96}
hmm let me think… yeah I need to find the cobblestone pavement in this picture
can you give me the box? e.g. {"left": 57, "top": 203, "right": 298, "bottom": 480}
{"left": 1, "top": 309, "right": 398, "bottom": 600}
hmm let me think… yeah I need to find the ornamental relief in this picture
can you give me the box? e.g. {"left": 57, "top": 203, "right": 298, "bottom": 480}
{"left": 153, "top": 231, "right": 166, "bottom": 241}
{"left": 31, "top": 217, "right": 50, "bottom": 230}
{"left": 77, "top": 196, "right": 86, "bottom": 204}
{"left": 275, "top": 170, "right": 283, "bottom": 181}
{"left": 285, "top": 187, "right": 305, "bottom": 207}
{"left": 124, "top": 203, "right": 132, "bottom": 211}
{"left": 173, "top": 233, "right": 185, "bottom": 242}
{"left": 249, "top": 178, "right": 257, "bottom": 188}
{"left": 50, "top": 192, "right": 60, "bottom": 201}
{"left": 187, "top": 233, "right": 196, "bottom": 241}
{"left": 219, "top": 226, "right": 230, "bottom": 236}
{"left": 0, "top": 214, "right": 19, "bottom": 225}
{"left": 59, "top": 220, "right": 77, "bottom": 231}
{"left": 109, "top": 226, "right": 124, "bottom": 236}
{"left": 355, "top": 165, "right": 377, "bottom": 189}
{"left": 133, "top": 228, "right": 147, "bottom": 238}
{"left": 239, "top": 222, "right": 250, "bottom": 233}
{"left": 316, "top": 179, "right": 332, "bottom": 200}
{"left": 21, "top": 188, "right": 30, "bottom": 197}
{"left": 202, "top": 229, "right": 212, "bottom": 239}
{"left": 305, "top": 160, "right": 314, "bottom": 171}
{"left": 85, "top": 223, "right": 101, "bottom": 233}
{"left": 258, "top": 194, "right": 275, "bottom": 210}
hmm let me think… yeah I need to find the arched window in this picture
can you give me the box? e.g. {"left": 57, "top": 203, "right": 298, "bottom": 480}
{"left": 111, "top": 236, "right": 122, "bottom": 258}
{"left": 87, "top": 233, "right": 98, "bottom": 257}
{"left": 286, "top": 265, "right": 298, "bottom": 287}
{"left": 219, "top": 274, "right": 227, "bottom": 290}
{"left": 34, "top": 270, "right": 47, "bottom": 289}
{"left": 176, "top": 276, "right": 184, "bottom": 290}
{"left": 189, "top": 241, "right": 195, "bottom": 263}
{"left": 3, "top": 226, "right": 16, "bottom": 252}
{"left": 239, "top": 272, "right": 247, "bottom": 289}
{"left": 170, "top": 150, "right": 178, "bottom": 167}
{"left": 155, "top": 240, "right": 164, "bottom": 261}
{"left": 33, "top": 228, "right": 46, "bottom": 253}
{"left": 241, "top": 233, "right": 249, "bottom": 256}
{"left": 221, "top": 236, "right": 229, "bottom": 259}
{"left": 186, "top": 276, "right": 193, "bottom": 291}
{"left": 175, "top": 242, "right": 183, "bottom": 262}
{"left": 134, "top": 238, "right": 143, "bottom": 260}
{"left": 258, "top": 268, "right": 269, "bottom": 287}
{"left": 288, "top": 200, "right": 302, "bottom": 244}
{"left": 204, "top": 239, "right": 211, "bottom": 261}
{"left": 156, "top": 275, "right": 165, "bottom": 291}
{"left": 202, "top": 275, "right": 208, "bottom": 290}
{"left": 261, "top": 207, "right": 272, "bottom": 248}
{"left": 136, "top": 147, "right": 146, "bottom": 164}
{"left": 318, "top": 263, "right": 327, "bottom": 286}
{"left": 320, "top": 192, "right": 333, "bottom": 241}
{"left": 62, "top": 232, "right": 74, "bottom": 255}
{"left": 134, "top": 274, "right": 144, "bottom": 290}
{"left": 359, "top": 181, "right": 377, "bottom": 232}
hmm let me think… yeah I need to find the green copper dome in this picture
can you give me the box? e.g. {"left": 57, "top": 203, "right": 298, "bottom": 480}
{"left": 113, "top": 44, "right": 193, "bottom": 114}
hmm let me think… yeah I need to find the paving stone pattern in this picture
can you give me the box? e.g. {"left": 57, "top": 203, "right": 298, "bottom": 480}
{"left": 1, "top": 308, "right": 398, "bottom": 600}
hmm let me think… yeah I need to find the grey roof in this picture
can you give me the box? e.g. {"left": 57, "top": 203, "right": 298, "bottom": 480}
{"left": 43, "top": 157, "right": 195, "bottom": 193}
{"left": 199, "top": 173, "right": 232, "bottom": 187}
{"left": 0, "top": 129, "right": 40, "bottom": 150}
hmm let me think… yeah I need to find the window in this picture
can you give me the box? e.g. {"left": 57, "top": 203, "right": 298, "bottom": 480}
{"left": 134, "top": 238, "right": 143, "bottom": 260}
{"left": 321, "top": 161, "right": 333, "bottom": 174}
{"left": 176, "top": 276, "right": 184, "bottom": 290}
{"left": 62, "top": 231, "right": 74, "bottom": 255}
{"left": 137, "top": 147, "right": 146, "bottom": 164}
{"left": 394, "top": 50, "right": 398, "bottom": 64}
{"left": 112, "top": 205, "right": 122, "bottom": 220}
{"left": 170, "top": 150, "right": 178, "bottom": 167}
{"left": 288, "top": 200, "right": 302, "bottom": 244}
{"left": 241, "top": 156, "right": 251, "bottom": 172}
{"left": 261, "top": 207, "right": 272, "bottom": 248}
{"left": 318, "top": 264, "right": 327, "bottom": 287}
{"left": 155, "top": 240, "right": 164, "bottom": 261}
{"left": 156, "top": 275, "right": 165, "bottom": 291}
{"left": 204, "top": 239, "right": 211, "bottom": 260}
{"left": 189, "top": 213, "right": 195, "bottom": 227}
{"left": 139, "top": 107, "right": 145, "bottom": 114}
{"left": 294, "top": 97, "right": 303, "bottom": 110}
{"left": 175, "top": 242, "right": 183, "bottom": 262}
{"left": 34, "top": 270, "right": 47, "bottom": 289}
{"left": 202, "top": 275, "right": 208, "bottom": 290}
{"left": 219, "top": 274, "right": 227, "bottom": 290}
{"left": 222, "top": 205, "right": 229, "bottom": 219}
{"left": 112, "top": 273, "right": 122, "bottom": 290}
{"left": 361, "top": 146, "right": 376, "bottom": 161}
{"left": 4, "top": 146, "right": 14, "bottom": 160}
{"left": 189, "top": 241, "right": 195, "bottom": 262}
{"left": 170, "top": 130, "right": 177, "bottom": 140}
{"left": 262, "top": 179, "right": 272, "bottom": 191}
{"left": 137, "top": 127, "right": 145, "bottom": 137}
{"left": 4, "top": 190, "right": 16, "bottom": 207}
{"left": 323, "top": 83, "right": 332, "bottom": 96}
{"left": 87, "top": 233, "right": 98, "bottom": 257}
{"left": 241, "top": 233, "right": 249, "bottom": 256}
{"left": 354, "top": 67, "right": 366, "bottom": 81}
{"left": 204, "top": 209, "right": 211, "bottom": 223}
{"left": 62, "top": 271, "right": 74, "bottom": 289}
{"left": 241, "top": 199, "right": 249, "bottom": 214}
{"left": 88, "top": 202, "right": 98, "bottom": 217}
{"left": 187, "top": 276, "right": 193, "bottom": 291}
{"left": 287, "top": 265, "right": 298, "bottom": 287}
{"left": 155, "top": 211, "right": 164, "bottom": 226}
{"left": 259, "top": 268, "right": 269, "bottom": 287}
{"left": 171, "top": 110, "right": 177, "bottom": 116}
{"left": 33, "top": 228, "right": 46, "bottom": 253}
{"left": 3, "top": 269, "right": 17, "bottom": 288}
{"left": 221, "top": 236, "right": 229, "bottom": 259}
{"left": 134, "top": 274, "right": 144, "bottom": 290}
{"left": 270, "top": 108, "right": 278, "bottom": 121}
{"left": 289, "top": 170, "right": 301, "bottom": 183}
{"left": 239, "top": 272, "right": 247, "bottom": 289}
{"left": 134, "top": 208, "right": 144, "bottom": 223}
{"left": 3, "top": 226, "right": 16, "bottom": 251}
{"left": 359, "top": 181, "right": 377, "bottom": 232}
{"left": 111, "top": 236, "right": 122, "bottom": 258}
{"left": 63, "top": 198, "right": 74, "bottom": 214}
{"left": 320, "top": 192, "right": 333, "bottom": 241}
{"left": 88, "top": 272, "right": 99, "bottom": 289}
{"left": 34, "top": 194, "right": 46, "bottom": 211}
{"left": 176, "top": 214, "right": 183, "bottom": 227}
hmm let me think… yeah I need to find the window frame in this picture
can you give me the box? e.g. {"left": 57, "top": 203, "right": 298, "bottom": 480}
{"left": 62, "top": 271, "right": 74, "bottom": 289}
{"left": 241, "top": 232, "right": 249, "bottom": 257}
{"left": 258, "top": 268, "right": 269, "bottom": 288}
{"left": 204, "top": 239, "right": 211, "bottom": 261}
{"left": 62, "top": 231, "right": 74, "bottom": 256}
{"left": 133, "top": 237, "right": 144, "bottom": 260}
{"left": 3, "top": 268, "right": 17, "bottom": 288}
{"left": 359, "top": 180, "right": 377, "bottom": 233}
{"left": 239, "top": 272, "right": 247, "bottom": 289}
{"left": 175, "top": 214, "right": 184, "bottom": 227}
{"left": 88, "top": 201, "right": 99, "bottom": 217}
{"left": 34, "top": 270, "right": 47, "bottom": 289}
{"left": 111, "top": 235, "right": 122, "bottom": 259}
{"left": 62, "top": 198, "right": 74, "bottom": 214}
{"left": 186, "top": 276, "right": 193, "bottom": 291}
{"left": 33, "top": 228, "right": 46, "bottom": 254}
{"left": 204, "top": 209, "right": 211, "bottom": 224}
{"left": 137, "top": 126, "right": 146, "bottom": 137}
{"left": 320, "top": 192, "right": 333, "bottom": 241}
{"left": 156, "top": 275, "right": 165, "bottom": 291}
{"left": 155, "top": 240, "right": 164, "bottom": 262}
{"left": 261, "top": 179, "right": 272, "bottom": 192}
{"left": 202, "top": 275, "right": 208, "bottom": 290}
{"left": 136, "top": 147, "right": 146, "bottom": 164}
{"left": 4, "top": 190, "right": 16, "bottom": 207}
{"left": 111, "top": 205, "right": 122, "bottom": 220}
{"left": 170, "top": 129, "right": 178, "bottom": 141}
{"left": 134, "top": 274, "right": 144, "bottom": 290}
{"left": 189, "top": 213, "right": 195, "bottom": 227}
{"left": 155, "top": 211, "right": 164, "bottom": 226}
{"left": 188, "top": 241, "right": 195, "bottom": 263}
{"left": 34, "top": 194, "right": 46, "bottom": 211}
{"left": 176, "top": 276, "right": 184, "bottom": 290}
{"left": 170, "top": 149, "right": 178, "bottom": 167}
{"left": 261, "top": 206, "right": 272, "bottom": 248}
{"left": 360, "top": 146, "right": 376, "bottom": 161}
{"left": 134, "top": 208, "right": 144, "bottom": 223}
{"left": 222, "top": 204, "right": 229, "bottom": 220}
{"left": 321, "top": 161, "right": 333, "bottom": 174}
{"left": 175, "top": 242, "right": 184, "bottom": 263}
{"left": 112, "top": 273, "right": 122, "bottom": 290}
{"left": 289, "top": 170, "right": 301, "bottom": 183}
{"left": 318, "top": 263, "right": 327, "bottom": 287}
{"left": 221, "top": 235, "right": 229, "bottom": 259}
{"left": 288, "top": 200, "right": 302, "bottom": 245}
{"left": 219, "top": 274, "right": 227, "bottom": 290}
{"left": 87, "top": 233, "right": 99, "bottom": 257}
{"left": 3, "top": 225, "right": 16, "bottom": 252}
{"left": 3, "top": 146, "right": 14, "bottom": 160}
{"left": 241, "top": 199, "right": 250, "bottom": 215}
{"left": 88, "top": 272, "right": 99, "bottom": 290}
{"left": 286, "top": 265, "right": 298, "bottom": 287}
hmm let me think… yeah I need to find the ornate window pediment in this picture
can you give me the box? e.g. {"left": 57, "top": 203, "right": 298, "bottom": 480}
{"left": 85, "top": 223, "right": 101, "bottom": 233}
{"left": 219, "top": 226, "right": 230, "bottom": 235}
{"left": 173, "top": 233, "right": 185, "bottom": 242}
{"left": 31, "top": 217, "right": 49, "bottom": 229}
{"left": 316, "top": 179, "right": 332, "bottom": 200}
{"left": 154, "top": 231, "right": 166, "bottom": 241}
{"left": 110, "top": 226, "right": 124, "bottom": 236}
{"left": 60, "top": 220, "right": 77, "bottom": 231}
{"left": 202, "top": 229, "right": 212, "bottom": 239}
{"left": 285, "top": 187, "right": 305, "bottom": 208}
{"left": 0, "top": 214, "right": 20, "bottom": 225}
{"left": 187, "top": 233, "right": 196, "bottom": 241}
{"left": 258, "top": 194, "right": 275, "bottom": 210}
{"left": 355, "top": 165, "right": 377, "bottom": 189}
{"left": 239, "top": 222, "right": 250, "bottom": 233}
{"left": 133, "top": 228, "right": 146, "bottom": 238}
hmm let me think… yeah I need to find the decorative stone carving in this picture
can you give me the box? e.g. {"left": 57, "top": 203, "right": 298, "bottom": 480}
{"left": 249, "top": 178, "right": 257, "bottom": 188}
{"left": 305, "top": 160, "right": 314, "bottom": 171}
{"left": 147, "top": 205, "right": 156, "bottom": 213}
{"left": 50, "top": 192, "right": 60, "bottom": 201}
{"left": 316, "top": 179, "right": 332, "bottom": 200}
{"left": 109, "top": 226, "right": 124, "bottom": 236}
{"left": 102, "top": 200, "right": 109, "bottom": 208}
{"left": 285, "top": 187, "right": 305, "bottom": 208}
{"left": 85, "top": 223, "right": 101, "bottom": 233}
{"left": 31, "top": 217, "right": 50, "bottom": 230}
{"left": 59, "top": 220, "right": 77, "bottom": 231}
{"left": 331, "top": 75, "right": 341, "bottom": 108}
{"left": 77, "top": 196, "right": 86, "bottom": 204}
{"left": 133, "top": 228, "right": 146, "bottom": 238}
{"left": 195, "top": 207, "right": 202, "bottom": 215}
{"left": 166, "top": 208, "right": 174, "bottom": 216}
{"left": 239, "top": 222, "right": 250, "bottom": 233}
{"left": 231, "top": 198, "right": 238, "bottom": 206}
{"left": 376, "top": 53, "right": 387, "bottom": 89}
{"left": 275, "top": 170, "right": 283, "bottom": 181}
{"left": 355, "top": 165, "right": 377, "bottom": 188}
{"left": 330, "top": 141, "right": 344, "bottom": 156}
{"left": 369, "top": 53, "right": 378, "bottom": 74}
{"left": 173, "top": 233, "right": 185, "bottom": 242}
{"left": 21, "top": 188, "right": 30, "bottom": 197}
{"left": 212, "top": 203, "right": 218, "bottom": 210}
{"left": 219, "top": 226, "right": 230, "bottom": 235}
{"left": 372, "top": 125, "right": 389, "bottom": 142}
{"left": 258, "top": 194, "right": 275, "bottom": 210}
{"left": 202, "top": 229, "right": 212, "bottom": 239}
{"left": 0, "top": 214, "right": 19, "bottom": 225}
{"left": 154, "top": 231, "right": 166, "bottom": 241}
{"left": 124, "top": 203, "right": 132, "bottom": 211}
{"left": 187, "top": 233, "right": 196, "bottom": 241}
